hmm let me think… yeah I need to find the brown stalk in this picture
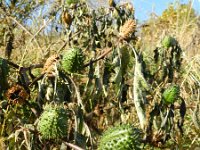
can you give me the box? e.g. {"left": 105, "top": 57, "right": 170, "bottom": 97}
{"left": 29, "top": 47, "right": 113, "bottom": 86}
{"left": 83, "top": 47, "right": 112, "bottom": 67}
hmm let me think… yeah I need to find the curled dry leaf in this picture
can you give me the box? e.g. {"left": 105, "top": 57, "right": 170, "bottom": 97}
{"left": 62, "top": 11, "right": 72, "bottom": 27}
{"left": 42, "top": 54, "right": 60, "bottom": 77}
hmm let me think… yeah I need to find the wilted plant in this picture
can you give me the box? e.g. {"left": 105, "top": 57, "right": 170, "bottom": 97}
{"left": 153, "top": 35, "right": 182, "bottom": 83}
{"left": 0, "top": 0, "right": 199, "bottom": 149}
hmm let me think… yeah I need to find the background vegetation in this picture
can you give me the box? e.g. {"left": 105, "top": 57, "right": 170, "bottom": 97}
{"left": 0, "top": 0, "right": 200, "bottom": 149}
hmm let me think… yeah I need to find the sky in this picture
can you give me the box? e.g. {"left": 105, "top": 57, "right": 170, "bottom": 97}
{"left": 132, "top": 0, "right": 200, "bottom": 21}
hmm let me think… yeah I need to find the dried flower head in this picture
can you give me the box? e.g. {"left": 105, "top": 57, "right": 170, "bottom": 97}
{"left": 6, "top": 84, "right": 29, "bottom": 104}
{"left": 119, "top": 19, "right": 136, "bottom": 40}
{"left": 42, "top": 54, "right": 60, "bottom": 77}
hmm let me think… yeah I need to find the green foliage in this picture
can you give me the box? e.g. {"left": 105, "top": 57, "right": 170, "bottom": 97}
{"left": 160, "top": 3, "right": 197, "bottom": 27}
{"left": 98, "top": 124, "right": 142, "bottom": 150}
{"left": 161, "top": 36, "right": 177, "bottom": 49}
{"left": 61, "top": 48, "right": 84, "bottom": 73}
{"left": 162, "top": 85, "right": 180, "bottom": 104}
{"left": 140, "top": 2, "right": 198, "bottom": 52}
{"left": 66, "top": 0, "right": 79, "bottom": 5}
{"left": 121, "top": 46, "right": 131, "bottom": 75}
{"left": 152, "top": 36, "right": 182, "bottom": 83}
{"left": 37, "top": 104, "right": 68, "bottom": 140}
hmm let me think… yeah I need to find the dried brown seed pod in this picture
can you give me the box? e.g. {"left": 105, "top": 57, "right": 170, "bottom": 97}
{"left": 119, "top": 19, "right": 136, "bottom": 40}
{"left": 62, "top": 11, "right": 72, "bottom": 27}
{"left": 42, "top": 54, "right": 60, "bottom": 77}
{"left": 6, "top": 84, "right": 29, "bottom": 105}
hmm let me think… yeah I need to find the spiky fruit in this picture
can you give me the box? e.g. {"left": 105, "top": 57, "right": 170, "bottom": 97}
{"left": 98, "top": 124, "right": 142, "bottom": 150}
{"left": 37, "top": 104, "right": 68, "bottom": 140}
{"left": 162, "top": 85, "right": 180, "bottom": 104}
{"left": 161, "top": 36, "right": 177, "bottom": 49}
{"left": 61, "top": 48, "right": 84, "bottom": 73}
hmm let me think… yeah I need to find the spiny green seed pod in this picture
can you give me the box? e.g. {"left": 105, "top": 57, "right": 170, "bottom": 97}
{"left": 162, "top": 85, "right": 180, "bottom": 104}
{"left": 98, "top": 124, "right": 142, "bottom": 150}
{"left": 37, "top": 104, "right": 68, "bottom": 140}
{"left": 161, "top": 36, "right": 177, "bottom": 49}
{"left": 61, "top": 48, "right": 84, "bottom": 73}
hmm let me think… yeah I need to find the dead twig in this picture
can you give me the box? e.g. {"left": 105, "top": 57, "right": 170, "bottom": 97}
{"left": 7, "top": 60, "right": 43, "bottom": 70}
{"left": 29, "top": 47, "right": 113, "bottom": 86}
{"left": 83, "top": 47, "right": 112, "bottom": 67}
{"left": 3, "top": 58, "right": 43, "bottom": 86}
{"left": 57, "top": 31, "right": 81, "bottom": 53}
{"left": 28, "top": 73, "right": 45, "bottom": 87}
{"left": 8, "top": 16, "right": 42, "bottom": 51}
{"left": 64, "top": 142, "right": 84, "bottom": 150}
{"left": 30, "top": 18, "right": 54, "bottom": 42}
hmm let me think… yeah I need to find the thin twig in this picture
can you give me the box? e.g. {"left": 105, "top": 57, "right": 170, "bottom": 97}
{"left": 8, "top": 16, "right": 42, "bottom": 51}
{"left": 57, "top": 31, "right": 81, "bottom": 53}
{"left": 28, "top": 47, "right": 112, "bottom": 86}
{"left": 2, "top": 57, "right": 43, "bottom": 86}
{"left": 64, "top": 142, "right": 84, "bottom": 150}
{"left": 8, "top": 16, "right": 33, "bottom": 37}
{"left": 68, "top": 76, "right": 86, "bottom": 113}
{"left": 6, "top": 59, "right": 43, "bottom": 70}
{"left": 30, "top": 18, "right": 54, "bottom": 42}
{"left": 28, "top": 73, "right": 45, "bottom": 87}
{"left": 83, "top": 47, "right": 112, "bottom": 67}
